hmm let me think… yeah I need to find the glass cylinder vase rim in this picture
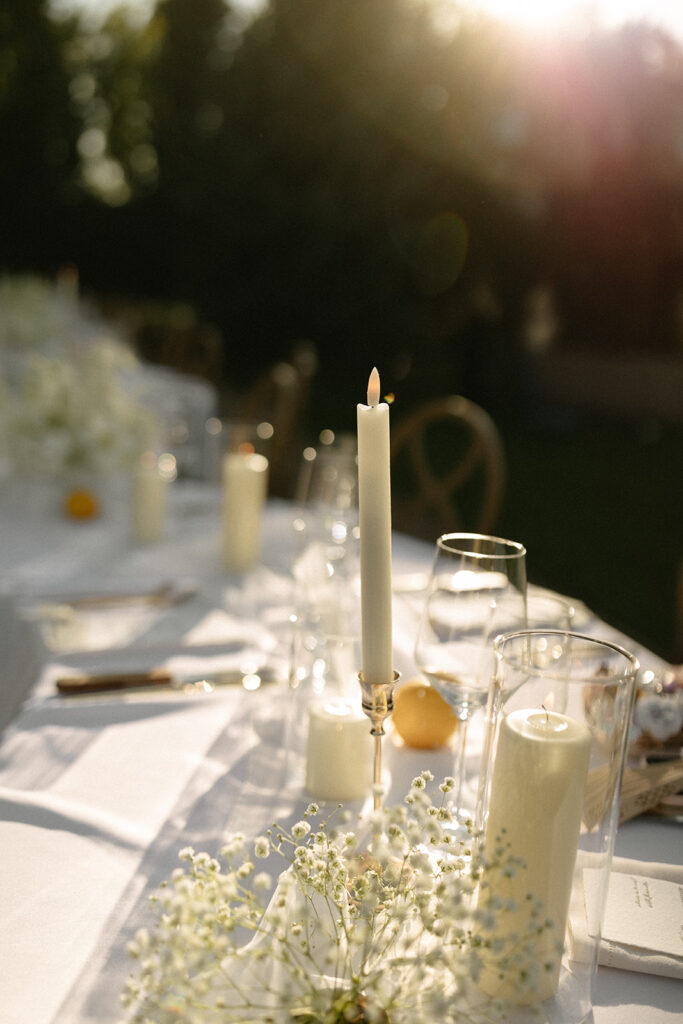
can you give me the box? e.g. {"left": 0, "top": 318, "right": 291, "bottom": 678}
{"left": 494, "top": 628, "right": 639, "bottom": 681}
{"left": 436, "top": 532, "right": 527, "bottom": 560}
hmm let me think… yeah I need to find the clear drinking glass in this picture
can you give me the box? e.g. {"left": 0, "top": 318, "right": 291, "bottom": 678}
{"left": 526, "top": 589, "right": 575, "bottom": 630}
{"left": 414, "top": 533, "right": 527, "bottom": 829}
{"left": 477, "top": 630, "right": 639, "bottom": 1023}
{"left": 290, "top": 437, "right": 360, "bottom": 679}
{"left": 295, "top": 435, "right": 358, "bottom": 512}
{"left": 287, "top": 436, "right": 362, "bottom": 777}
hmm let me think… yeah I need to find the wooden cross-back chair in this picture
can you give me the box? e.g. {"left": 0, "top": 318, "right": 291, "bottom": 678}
{"left": 240, "top": 342, "right": 318, "bottom": 498}
{"left": 390, "top": 395, "right": 505, "bottom": 542}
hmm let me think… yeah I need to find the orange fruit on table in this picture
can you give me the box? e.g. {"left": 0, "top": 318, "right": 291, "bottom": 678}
{"left": 63, "top": 488, "right": 100, "bottom": 520}
{"left": 392, "top": 679, "right": 459, "bottom": 749}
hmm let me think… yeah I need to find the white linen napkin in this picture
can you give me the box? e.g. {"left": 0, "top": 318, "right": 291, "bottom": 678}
{"left": 0, "top": 594, "right": 46, "bottom": 733}
{"left": 568, "top": 855, "right": 683, "bottom": 979}
{"left": 0, "top": 675, "right": 243, "bottom": 1024}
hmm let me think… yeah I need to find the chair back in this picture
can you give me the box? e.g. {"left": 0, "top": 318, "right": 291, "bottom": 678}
{"left": 390, "top": 395, "right": 505, "bottom": 541}
{"left": 241, "top": 342, "right": 318, "bottom": 497}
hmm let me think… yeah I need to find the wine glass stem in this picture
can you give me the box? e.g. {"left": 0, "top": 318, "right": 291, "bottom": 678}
{"left": 453, "top": 715, "right": 469, "bottom": 819}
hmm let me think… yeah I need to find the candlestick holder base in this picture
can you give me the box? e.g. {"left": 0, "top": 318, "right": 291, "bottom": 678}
{"left": 358, "top": 670, "right": 400, "bottom": 809}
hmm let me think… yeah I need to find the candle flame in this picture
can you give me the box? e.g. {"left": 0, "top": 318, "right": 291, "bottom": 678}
{"left": 367, "top": 367, "right": 380, "bottom": 407}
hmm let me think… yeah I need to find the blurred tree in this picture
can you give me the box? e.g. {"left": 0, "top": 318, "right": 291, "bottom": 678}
{"left": 0, "top": 0, "right": 80, "bottom": 269}
{"left": 192, "top": 0, "right": 536, "bottom": 401}
{"left": 2, "top": 0, "right": 681, "bottom": 388}
{"left": 147, "top": 0, "right": 233, "bottom": 207}
{"left": 511, "top": 22, "right": 683, "bottom": 352}
{"left": 62, "top": 7, "right": 159, "bottom": 207}
{"left": 127, "top": 0, "right": 238, "bottom": 303}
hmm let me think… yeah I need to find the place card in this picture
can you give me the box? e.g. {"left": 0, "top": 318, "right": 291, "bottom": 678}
{"left": 569, "top": 858, "right": 683, "bottom": 979}
{"left": 598, "top": 872, "right": 682, "bottom": 959}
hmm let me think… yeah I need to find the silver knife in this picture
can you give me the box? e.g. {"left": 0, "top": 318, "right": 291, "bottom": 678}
{"left": 55, "top": 665, "right": 279, "bottom": 696}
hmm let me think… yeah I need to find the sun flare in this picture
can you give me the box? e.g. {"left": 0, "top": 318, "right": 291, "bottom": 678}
{"left": 465, "top": 0, "right": 581, "bottom": 33}
{"left": 462, "top": 0, "right": 683, "bottom": 38}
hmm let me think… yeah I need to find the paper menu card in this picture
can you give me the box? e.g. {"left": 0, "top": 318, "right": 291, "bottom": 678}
{"left": 597, "top": 870, "right": 681, "bottom": 955}
{"left": 568, "top": 856, "right": 683, "bottom": 979}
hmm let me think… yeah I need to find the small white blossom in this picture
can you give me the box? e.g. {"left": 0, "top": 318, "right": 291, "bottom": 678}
{"left": 253, "top": 835, "right": 270, "bottom": 858}
{"left": 221, "top": 833, "right": 245, "bottom": 858}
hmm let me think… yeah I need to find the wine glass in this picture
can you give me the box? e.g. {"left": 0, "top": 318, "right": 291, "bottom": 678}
{"left": 414, "top": 533, "right": 527, "bottom": 830}
{"left": 526, "top": 589, "right": 575, "bottom": 631}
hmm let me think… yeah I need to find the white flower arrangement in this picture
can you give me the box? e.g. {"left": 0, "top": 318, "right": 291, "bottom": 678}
{"left": 122, "top": 773, "right": 552, "bottom": 1024}
{"left": 632, "top": 671, "right": 683, "bottom": 750}
{"left": 3, "top": 340, "right": 157, "bottom": 479}
{"left": 0, "top": 273, "right": 77, "bottom": 350}
{"left": 0, "top": 274, "right": 159, "bottom": 479}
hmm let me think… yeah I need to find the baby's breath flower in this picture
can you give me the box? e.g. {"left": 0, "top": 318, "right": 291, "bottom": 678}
{"left": 292, "top": 820, "right": 311, "bottom": 840}
{"left": 124, "top": 776, "right": 535, "bottom": 1024}
{"left": 221, "top": 833, "right": 245, "bottom": 857}
{"left": 253, "top": 835, "right": 270, "bottom": 858}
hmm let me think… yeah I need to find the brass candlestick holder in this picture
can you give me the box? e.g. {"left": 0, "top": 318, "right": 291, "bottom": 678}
{"left": 358, "top": 670, "right": 400, "bottom": 810}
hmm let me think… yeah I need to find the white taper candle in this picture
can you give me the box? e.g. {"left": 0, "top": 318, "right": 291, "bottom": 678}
{"left": 357, "top": 367, "right": 393, "bottom": 684}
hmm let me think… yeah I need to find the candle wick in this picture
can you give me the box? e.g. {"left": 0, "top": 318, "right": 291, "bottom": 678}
{"left": 542, "top": 704, "right": 549, "bottom": 724}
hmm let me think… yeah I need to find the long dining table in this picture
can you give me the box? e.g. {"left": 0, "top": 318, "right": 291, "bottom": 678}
{"left": 0, "top": 480, "right": 680, "bottom": 1024}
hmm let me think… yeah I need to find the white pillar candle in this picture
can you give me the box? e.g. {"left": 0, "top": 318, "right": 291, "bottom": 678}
{"left": 478, "top": 708, "right": 591, "bottom": 1004}
{"left": 305, "top": 697, "right": 372, "bottom": 801}
{"left": 131, "top": 452, "right": 169, "bottom": 543}
{"left": 221, "top": 449, "right": 269, "bottom": 571}
{"left": 356, "top": 367, "right": 393, "bottom": 684}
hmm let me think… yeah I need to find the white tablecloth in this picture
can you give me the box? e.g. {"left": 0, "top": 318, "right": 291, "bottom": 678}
{"left": 0, "top": 485, "right": 680, "bottom": 1024}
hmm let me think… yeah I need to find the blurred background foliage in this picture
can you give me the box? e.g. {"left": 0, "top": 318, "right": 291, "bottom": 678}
{"left": 4, "top": 0, "right": 682, "bottom": 384}
{"left": 1, "top": 0, "right": 682, "bottom": 657}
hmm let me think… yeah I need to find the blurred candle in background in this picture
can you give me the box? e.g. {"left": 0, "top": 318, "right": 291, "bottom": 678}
{"left": 221, "top": 444, "right": 269, "bottom": 571}
{"left": 131, "top": 450, "right": 174, "bottom": 543}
